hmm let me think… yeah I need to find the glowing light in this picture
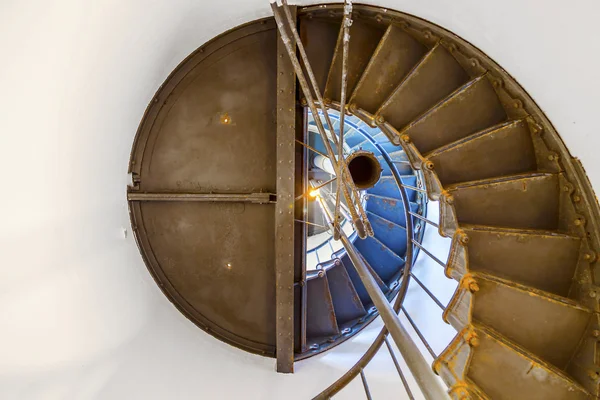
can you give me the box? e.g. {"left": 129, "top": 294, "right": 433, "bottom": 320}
{"left": 309, "top": 189, "right": 319, "bottom": 198}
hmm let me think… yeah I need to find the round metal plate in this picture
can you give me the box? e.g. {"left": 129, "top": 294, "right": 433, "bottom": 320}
{"left": 128, "top": 19, "right": 279, "bottom": 356}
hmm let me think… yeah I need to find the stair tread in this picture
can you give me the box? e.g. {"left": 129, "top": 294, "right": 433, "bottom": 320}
{"left": 299, "top": 17, "right": 341, "bottom": 98}
{"left": 377, "top": 43, "right": 469, "bottom": 131}
{"left": 446, "top": 271, "right": 591, "bottom": 369}
{"left": 425, "top": 119, "right": 537, "bottom": 185}
{"left": 350, "top": 24, "right": 427, "bottom": 114}
{"left": 470, "top": 323, "right": 591, "bottom": 400}
{"left": 460, "top": 224, "right": 576, "bottom": 238}
{"left": 401, "top": 74, "right": 507, "bottom": 154}
{"left": 448, "top": 173, "right": 559, "bottom": 230}
{"left": 306, "top": 274, "right": 340, "bottom": 338}
{"left": 324, "top": 19, "right": 386, "bottom": 103}
{"left": 459, "top": 224, "right": 580, "bottom": 296}
{"left": 446, "top": 172, "right": 553, "bottom": 191}
{"left": 326, "top": 261, "right": 367, "bottom": 324}
{"left": 354, "top": 235, "right": 405, "bottom": 283}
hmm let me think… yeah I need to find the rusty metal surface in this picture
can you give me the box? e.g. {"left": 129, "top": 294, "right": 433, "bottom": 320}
{"left": 306, "top": 273, "right": 340, "bottom": 338}
{"left": 350, "top": 25, "right": 426, "bottom": 115}
{"left": 402, "top": 74, "right": 507, "bottom": 154}
{"left": 275, "top": 4, "right": 298, "bottom": 372}
{"left": 426, "top": 119, "right": 537, "bottom": 185}
{"left": 133, "top": 201, "right": 276, "bottom": 352}
{"left": 449, "top": 173, "right": 559, "bottom": 230}
{"left": 376, "top": 43, "right": 468, "bottom": 132}
{"left": 445, "top": 272, "right": 592, "bottom": 368}
{"left": 296, "top": 3, "right": 600, "bottom": 399}
{"left": 467, "top": 324, "right": 591, "bottom": 400}
{"left": 324, "top": 19, "right": 385, "bottom": 104}
{"left": 128, "top": 20, "right": 279, "bottom": 356}
{"left": 299, "top": 17, "right": 341, "bottom": 98}
{"left": 326, "top": 260, "right": 367, "bottom": 323}
{"left": 128, "top": 192, "right": 275, "bottom": 203}
{"left": 463, "top": 225, "right": 581, "bottom": 296}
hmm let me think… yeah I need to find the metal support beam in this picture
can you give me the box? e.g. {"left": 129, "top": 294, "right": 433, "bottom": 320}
{"left": 127, "top": 192, "right": 275, "bottom": 203}
{"left": 275, "top": 3, "right": 297, "bottom": 373}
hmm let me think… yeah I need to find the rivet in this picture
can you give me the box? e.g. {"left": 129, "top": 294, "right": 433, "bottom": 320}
{"left": 375, "top": 115, "right": 385, "bottom": 124}
{"left": 574, "top": 195, "right": 582, "bottom": 203}
{"left": 468, "top": 281, "right": 479, "bottom": 293}
{"left": 592, "top": 330, "right": 600, "bottom": 338}
{"left": 589, "top": 290, "right": 597, "bottom": 298}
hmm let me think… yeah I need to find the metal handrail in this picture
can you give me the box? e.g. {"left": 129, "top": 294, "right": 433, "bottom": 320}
{"left": 271, "top": 3, "right": 448, "bottom": 397}
{"left": 311, "top": 109, "right": 447, "bottom": 399}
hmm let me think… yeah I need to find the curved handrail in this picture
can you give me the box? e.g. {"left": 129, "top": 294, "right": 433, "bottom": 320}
{"left": 313, "top": 107, "right": 428, "bottom": 399}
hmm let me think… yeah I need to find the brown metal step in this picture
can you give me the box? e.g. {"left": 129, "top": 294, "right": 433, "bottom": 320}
{"left": 349, "top": 24, "right": 426, "bottom": 115}
{"left": 448, "top": 173, "right": 559, "bottom": 230}
{"left": 445, "top": 272, "right": 592, "bottom": 369}
{"left": 376, "top": 43, "right": 468, "bottom": 131}
{"left": 326, "top": 260, "right": 367, "bottom": 324}
{"left": 401, "top": 74, "right": 507, "bottom": 154}
{"left": 436, "top": 324, "right": 591, "bottom": 400}
{"left": 426, "top": 119, "right": 537, "bottom": 185}
{"left": 306, "top": 272, "right": 340, "bottom": 339}
{"left": 461, "top": 225, "right": 580, "bottom": 296}
{"left": 324, "top": 19, "right": 385, "bottom": 104}
{"left": 299, "top": 16, "right": 341, "bottom": 98}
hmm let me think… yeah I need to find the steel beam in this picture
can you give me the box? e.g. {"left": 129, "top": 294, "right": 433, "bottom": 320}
{"left": 275, "top": 3, "right": 297, "bottom": 374}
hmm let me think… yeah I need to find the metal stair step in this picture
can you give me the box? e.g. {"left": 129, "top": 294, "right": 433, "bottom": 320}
{"left": 378, "top": 155, "right": 413, "bottom": 176}
{"left": 306, "top": 272, "right": 340, "bottom": 338}
{"left": 367, "top": 175, "right": 418, "bottom": 202}
{"left": 299, "top": 17, "right": 341, "bottom": 97}
{"left": 365, "top": 194, "right": 419, "bottom": 227}
{"left": 426, "top": 119, "right": 537, "bottom": 185}
{"left": 349, "top": 24, "right": 426, "bottom": 115}
{"left": 461, "top": 224, "right": 580, "bottom": 296}
{"left": 324, "top": 19, "right": 386, "bottom": 103}
{"left": 366, "top": 211, "right": 407, "bottom": 257}
{"left": 445, "top": 271, "right": 592, "bottom": 369}
{"left": 326, "top": 260, "right": 368, "bottom": 325}
{"left": 376, "top": 43, "right": 469, "bottom": 131}
{"left": 339, "top": 253, "right": 388, "bottom": 308}
{"left": 436, "top": 323, "right": 591, "bottom": 400}
{"left": 448, "top": 173, "right": 559, "bottom": 230}
{"left": 401, "top": 74, "right": 507, "bottom": 154}
{"left": 354, "top": 234, "right": 406, "bottom": 283}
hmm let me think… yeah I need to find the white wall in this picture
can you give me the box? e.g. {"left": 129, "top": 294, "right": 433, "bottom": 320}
{"left": 1, "top": 0, "right": 599, "bottom": 399}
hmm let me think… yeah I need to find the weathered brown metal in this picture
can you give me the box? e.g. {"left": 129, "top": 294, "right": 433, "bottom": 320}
{"left": 127, "top": 192, "right": 275, "bottom": 203}
{"left": 275, "top": 3, "right": 298, "bottom": 373}
{"left": 128, "top": 18, "right": 279, "bottom": 356}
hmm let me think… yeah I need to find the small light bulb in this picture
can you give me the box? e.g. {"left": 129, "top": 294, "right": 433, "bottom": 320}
{"left": 309, "top": 189, "right": 319, "bottom": 198}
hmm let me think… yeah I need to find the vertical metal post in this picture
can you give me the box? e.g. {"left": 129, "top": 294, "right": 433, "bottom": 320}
{"left": 275, "top": 3, "right": 297, "bottom": 374}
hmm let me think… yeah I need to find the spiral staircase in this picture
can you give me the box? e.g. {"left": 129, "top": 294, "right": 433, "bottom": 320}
{"left": 127, "top": 2, "right": 600, "bottom": 399}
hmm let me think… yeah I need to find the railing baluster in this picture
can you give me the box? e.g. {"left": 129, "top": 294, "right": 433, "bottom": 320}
{"left": 412, "top": 239, "right": 446, "bottom": 268}
{"left": 410, "top": 273, "right": 446, "bottom": 310}
{"left": 400, "top": 183, "right": 427, "bottom": 193}
{"left": 360, "top": 369, "right": 373, "bottom": 400}
{"left": 408, "top": 211, "right": 439, "bottom": 228}
{"left": 401, "top": 307, "right": 437, "bottom": 359}
{"left": 384, "top": 336, "right": 415, "bottom": 400}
